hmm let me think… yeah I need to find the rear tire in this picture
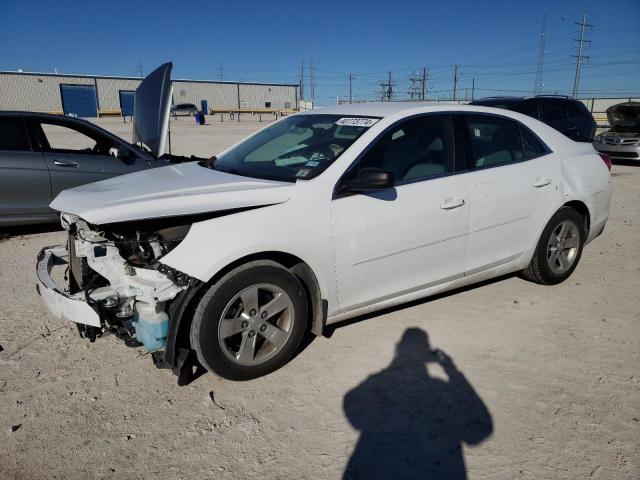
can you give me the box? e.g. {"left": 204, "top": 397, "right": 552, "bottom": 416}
{"left": 190, "top": 260, "right": 308, "bottom": 380}
{"left": 522, "top": 207, "right": 585, "bottom": 285}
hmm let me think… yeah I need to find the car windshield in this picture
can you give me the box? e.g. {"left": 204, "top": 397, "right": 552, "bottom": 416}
{"left": 208, "top": 114, "right": 378, "bottom": 182}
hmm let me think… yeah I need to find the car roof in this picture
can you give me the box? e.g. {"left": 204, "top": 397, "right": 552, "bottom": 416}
{"left": 471, "top": 96, "right": 527, "bottom": 103}
{"left": 299, "top": 101, "right": 579, "bottom": 118}
{"left": 0, "top": 110, "right": 95, "bottom": 123}
{"left": 299, "top": 102, "right": 488, "bottom": 118}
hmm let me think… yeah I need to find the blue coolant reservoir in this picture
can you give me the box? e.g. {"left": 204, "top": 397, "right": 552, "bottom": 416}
{"left": 133, "top": 302, "right": 169, "bottom": 351}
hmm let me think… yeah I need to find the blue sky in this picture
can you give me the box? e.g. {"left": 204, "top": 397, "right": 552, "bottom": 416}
{"left": 1, "top": 0, "right": 638, "bottom": 105}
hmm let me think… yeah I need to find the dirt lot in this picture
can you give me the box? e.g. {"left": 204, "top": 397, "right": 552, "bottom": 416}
{"left": 0, "top": 117, "right": 638, "bottom": 479}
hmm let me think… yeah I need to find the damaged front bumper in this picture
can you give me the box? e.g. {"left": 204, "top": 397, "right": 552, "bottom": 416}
{"left": 36, "top": 245, "right": 101, "bottom": 327}
{"left": 36, "top": 237, "right": 186, "bottom": 348}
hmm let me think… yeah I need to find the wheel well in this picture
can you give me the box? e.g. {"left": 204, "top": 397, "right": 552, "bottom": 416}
{"left": 171, "top": 252, "right": 325, "bottom": 359}
{"left": 563, "top": 200, "right": 590, "bottom": 236}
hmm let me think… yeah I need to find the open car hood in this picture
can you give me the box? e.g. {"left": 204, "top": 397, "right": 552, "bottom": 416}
{"left": 132, "top": 62, "right": 173, "bottom": 158}
{"left": 50, "top": 162, "right": 294, "bottom": 225}
{"left": 606, "top": 102, "right": 640, "bottom": 130}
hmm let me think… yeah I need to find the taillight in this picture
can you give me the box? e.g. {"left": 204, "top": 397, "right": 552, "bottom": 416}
{"left": 598, "top": 153, "right": 612, "bottom": 171}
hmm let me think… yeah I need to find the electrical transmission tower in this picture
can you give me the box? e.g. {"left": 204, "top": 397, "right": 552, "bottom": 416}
{"left": 218, "top": 63, "right": 225, "bottom": 81}
{"left": 379, "top": 71, "right": 394, "bottom": 101}
{"left": 348, "top": 74, "right": 353, "bottom": 103}
{"left": 572, "top": 10, "right": 592, "bottom": 98}
{"left": 408, "top": 71, "right": 422, "bottom": 99}
{"left": 135, "top": 62, "right": 144, "bottom": 78}
{"left": 534, "top": 14, "right": 547, "bottom": 95}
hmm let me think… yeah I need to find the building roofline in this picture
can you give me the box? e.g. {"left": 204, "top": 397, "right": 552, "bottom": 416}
{"left": 0, "top": 70, "right": 298, "bottom": 88}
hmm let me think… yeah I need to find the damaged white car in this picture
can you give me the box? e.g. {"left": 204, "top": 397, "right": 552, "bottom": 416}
{"left": 37, "top": 63, "right": 612, "bottom": 382}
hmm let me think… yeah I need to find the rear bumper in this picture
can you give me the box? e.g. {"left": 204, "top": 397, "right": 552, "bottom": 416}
{"left": 36, "top": 245, "right": 100, "bottom": 327}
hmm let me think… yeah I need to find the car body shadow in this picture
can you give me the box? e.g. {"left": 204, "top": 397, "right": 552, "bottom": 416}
{"left": 323, "top": 273, "right": 516, "bottom": 337}
{"left": 0, "top": 222, "right": 62, "bottom": 241}
{"left": 342, "top": 328, "right": 493, "bottom": 479}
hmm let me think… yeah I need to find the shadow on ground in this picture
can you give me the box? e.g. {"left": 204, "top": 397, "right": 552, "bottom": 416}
{"left": 342, "top": 328, "right": 493, "bottom": 480}
{"left": 0, "top": 223, "right": 62, "bottom": 241}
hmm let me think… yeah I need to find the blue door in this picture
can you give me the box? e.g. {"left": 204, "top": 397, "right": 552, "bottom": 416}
{"left": 119, "top": 90, "right": 135, "bottom": 116}
{"left": 60, "top": 85, "right": 98, "bottom": 117}
{"left": 200, "top": 99, "right": 208, "bottom": 113}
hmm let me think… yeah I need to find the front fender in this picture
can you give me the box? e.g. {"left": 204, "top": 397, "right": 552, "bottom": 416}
{"left": 160, "top": 201, "right": 336, "bottom": 314}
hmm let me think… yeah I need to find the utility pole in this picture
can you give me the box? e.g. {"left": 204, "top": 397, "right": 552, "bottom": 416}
{"left": 534, "top": 14, "right": 547, "bottom": 95}
{"left": 218, "top": 63, "right": 225, "bottom": 81}
{"left": 348, "top": 74, "right": 353, "bottom": 103}
{"left": 471, "top": 77, "right": 475, "bottom": 101}
{"left": 310, "top": 60, "right": 315, "bottom": 104}
{"left": 452, "top": 64, "right": 459, "bottom": 101}
{"left": 572, "top": 10, "right": 592, "bottom": 98}
{"left": 299, "top": 59, "right": 304, "bottom": 100}
{"left": 421, "top": 66, "right": 427, "bottom": 101}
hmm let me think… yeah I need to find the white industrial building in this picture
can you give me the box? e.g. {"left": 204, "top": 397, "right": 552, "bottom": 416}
{"left": 0, "top": 70, "right": 299, "bottom": 117}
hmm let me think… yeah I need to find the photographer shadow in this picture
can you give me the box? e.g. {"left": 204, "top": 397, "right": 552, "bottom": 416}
{"left": 343, "top": 328, "right": 493, "bottom": 480}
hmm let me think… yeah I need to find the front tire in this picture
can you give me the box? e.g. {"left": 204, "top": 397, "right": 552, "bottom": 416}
{"left": 190, "top": 260, "right": 308, "bottom": 380}
{"left": 521, "top": 207, "right": 585, "bottom": 285}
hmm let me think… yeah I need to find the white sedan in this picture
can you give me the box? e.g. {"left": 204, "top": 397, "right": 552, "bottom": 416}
{"left": 37, "top": 102, "right": 612, "bottom": 381}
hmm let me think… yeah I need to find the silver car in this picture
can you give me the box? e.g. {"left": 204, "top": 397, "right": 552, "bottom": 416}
{"left": 170, "top": 103, "right": 198, "bottom": 117}
{"left": 0, "top": 63, "right": 178, "bottom": 226}
{"left": 593, "top": 102, "right": 640, "bottom": 162}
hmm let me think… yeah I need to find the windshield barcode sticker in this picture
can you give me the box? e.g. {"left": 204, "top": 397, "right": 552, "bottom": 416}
{"left": 335, "top": 117, "right": 379, "bottom": 127}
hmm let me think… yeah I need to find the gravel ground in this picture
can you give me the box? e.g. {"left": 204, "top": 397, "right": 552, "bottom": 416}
{"left": 0, "top": 117, "right": 638, "bottom": 479}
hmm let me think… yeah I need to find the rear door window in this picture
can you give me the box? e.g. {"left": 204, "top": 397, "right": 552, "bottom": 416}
{"left": 0, "top": 118, "right": 31, "bottom": 151}
{"left": 464, "top": 114, "right": 524, "bottom": 168}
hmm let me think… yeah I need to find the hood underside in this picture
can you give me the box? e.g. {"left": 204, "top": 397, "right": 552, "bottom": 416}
{"left": 606, "top": 102, "right": 640, "bottom": 129}
{"left": 50, "top": 162, "right": 294, "bottom": 225}
{"left": 132, "top": 62, "right": 173, "bottom": 158}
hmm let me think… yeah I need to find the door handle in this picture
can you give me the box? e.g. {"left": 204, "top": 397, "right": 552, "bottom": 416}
{"left": 54, "top": 160, "right": 79, "bottom": 168}
{"left": 532, "top": 177, "right": 552, "bottom": 188}
{"left": 440, "top": 197, "right": 466, "bottom": 210}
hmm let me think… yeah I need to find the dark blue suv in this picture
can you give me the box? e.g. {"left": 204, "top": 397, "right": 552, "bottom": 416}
{"left": 470, "top": 96, "right": 597, "bottom": 143}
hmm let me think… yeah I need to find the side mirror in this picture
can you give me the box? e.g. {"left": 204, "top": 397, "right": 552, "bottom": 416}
{"left": 342, "top": 167, "right": 394, "bottom": 193}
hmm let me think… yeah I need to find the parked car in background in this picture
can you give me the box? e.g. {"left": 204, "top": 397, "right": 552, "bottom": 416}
{"left": 593, "top": 102, "right": 640, "bottom": 162}
{"left": 1, "top": 62, "right": 178, "bottom": 226}
{"left": 470, "top": 95, "right": 597, "bottom": 142}
{"left": 37, "top": 99, "right": 612, "bottom": 382}
{"left": 171, "top": 103, "right": 198, "bottom": 116}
